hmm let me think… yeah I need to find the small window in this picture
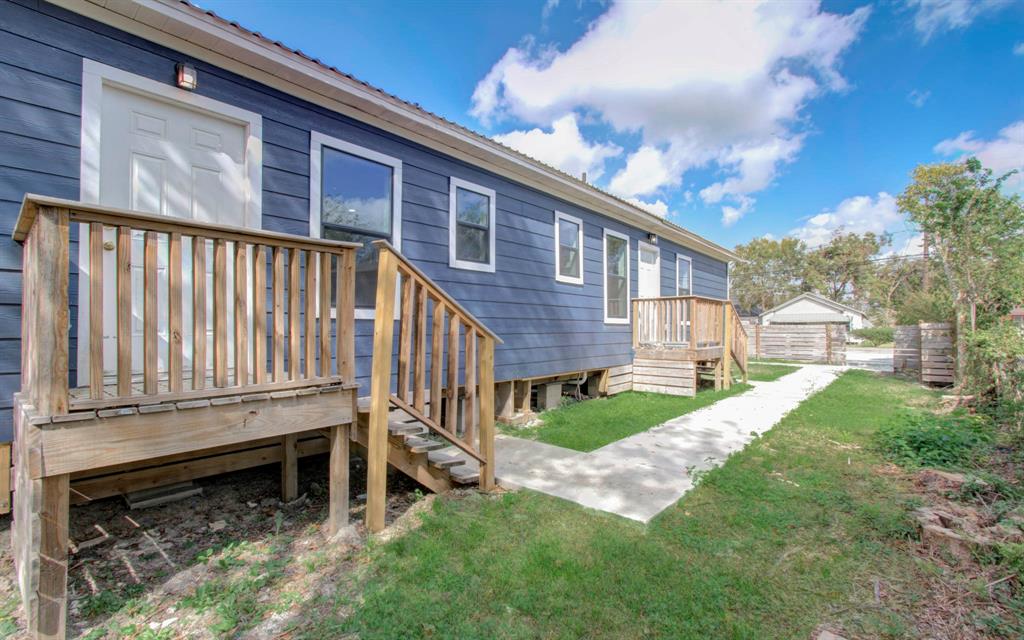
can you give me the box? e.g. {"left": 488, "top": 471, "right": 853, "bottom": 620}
{"left": 449, "top": 177, "right": 496, "bottom": 272}
{"left": 554, "top": 211, "right": 584, "bottom": 285}
{"left": 310, "top": 132, "right": 402, "bottom": 318}
{"left": 603, "top": 229, "right": 630, "bottom": 324}
{"left": 677, "top": 255, "right": 692, "bottom": 296}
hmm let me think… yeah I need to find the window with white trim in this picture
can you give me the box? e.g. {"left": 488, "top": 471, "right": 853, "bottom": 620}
{"left": 677, "top": 254, "right": 692, "bottom": 296}
{"left": 603, "top": 229, "right": 630, "bottom": 324}
{"left": 449, "top": 177, "right": 496, "bottom": 272}
{"left": 554, "top": 211, "right": 584, "bottom": 284}
{"left": 310, "top": 132, "right": 402, "bottom": 317}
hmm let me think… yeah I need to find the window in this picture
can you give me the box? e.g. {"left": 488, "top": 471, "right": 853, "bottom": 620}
{"left": 449, "top": 177, "right": 496, "bottom": 272}
{"left": 554, "top": 211, "right": 584, "bottom": 284}
{"left": 603, "top": 229, "right": 630, "bottom": 324}
{"left": 677, "top": 254, "right": 692, "bottom": 296}
{"left": 309, "top": 132, "right": 402, "bottom": 318}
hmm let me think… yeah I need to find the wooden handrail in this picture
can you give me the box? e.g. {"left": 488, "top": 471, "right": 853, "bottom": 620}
{"left": 16, "top": 196, "right": 359, "bottom": 413}
{"left": 372, "top": 240, "right": 503, "bottom": 344}
{"left": 365, "top": 240, "right": 500, "bottom": 532}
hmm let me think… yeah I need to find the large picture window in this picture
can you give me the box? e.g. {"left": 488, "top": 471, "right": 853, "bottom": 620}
{"left": 554, "top": 211, "right": 584, "bottom": 285}
{"left": 603, "top": 229, "right": 630, "bottom": 324}
{"left": 449, "top": 177, "right": 496, "bottom": 272}
{"left": 677, "top": 254, "right": 692, "bottom": 296}
{"left": 310, "top": 132, "right": 402, "bottom": 317}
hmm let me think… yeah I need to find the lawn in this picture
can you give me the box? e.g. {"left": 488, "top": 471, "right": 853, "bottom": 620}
{"left": 504, "top": 385, "right": 750, "bottom": 452}
{"left": 325, "top": 371, "right": 944, "bottom": 639}
{"left": 746, "top": 361, "right": 799, "bottom": 381}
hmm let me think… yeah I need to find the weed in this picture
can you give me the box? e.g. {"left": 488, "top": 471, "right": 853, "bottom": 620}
{"left": 874, "top": 410, "right": 995, "bottom": 468}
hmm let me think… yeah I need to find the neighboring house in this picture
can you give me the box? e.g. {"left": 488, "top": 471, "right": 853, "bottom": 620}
{"left": 1011, "top": 307, "right": 1024, "bottom": 328}
{"left": 760, "top": 292, "right": 871, "bottom": 331}
{"left": 0, "top": 0, "right": 737, "bottom": 443}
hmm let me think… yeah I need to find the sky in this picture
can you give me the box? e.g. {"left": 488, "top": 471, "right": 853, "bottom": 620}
{"left": 200, "top": 0, "right": 1024, "bottom": 253}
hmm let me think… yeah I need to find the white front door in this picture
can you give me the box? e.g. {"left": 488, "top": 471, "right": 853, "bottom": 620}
{"left": 637, "top": 241, "right": 660, "bottom": 299}
{"left": 79, "top": 62, "right": 261, "bottom": 386}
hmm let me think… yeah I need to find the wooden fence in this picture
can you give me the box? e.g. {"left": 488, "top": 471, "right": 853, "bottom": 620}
{"left": 893, "top": 322, "right": 955, "bottom": 386}
{"left": 746, "top": 322, "right": 847, "bottom": 364}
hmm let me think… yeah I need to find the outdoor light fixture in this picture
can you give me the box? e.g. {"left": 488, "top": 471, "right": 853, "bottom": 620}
{"left": 176, "top": 63, "right": 197, "bottom": 91}
{"left": 647, "top": 233, "right": 658, "bottom": 244}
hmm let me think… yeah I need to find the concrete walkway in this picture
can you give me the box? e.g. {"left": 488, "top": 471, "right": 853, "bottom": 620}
{"left": 494, "top": 365, "right": 843, "bottom": 523}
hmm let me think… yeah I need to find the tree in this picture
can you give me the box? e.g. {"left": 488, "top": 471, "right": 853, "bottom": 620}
{"left": 731, "top": 237, "right": 806, "bottom": 313}
{"left": 897, "top": 158, "right": 1024, "bottom": 387}
{"left": 803, "top": 231, "right": 887, "bottom": 305}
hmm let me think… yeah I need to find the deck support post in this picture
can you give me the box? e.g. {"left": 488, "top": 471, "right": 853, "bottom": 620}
{"left": 327, "top": 421, "right": 350, "bottom": 536}
{"left": 366, "top": 249, "right": 399, "bottom": 533}
{"left": 515, "top": 380, "right": 532, "bottom": 414}
{"left": 281, "top": 434, "right": 298, "bottom": 502}
{"left": 495, "top": 381, "right": 514, "bottom": 421}
{"left": 587, "top": 370, "right": 608, "bottom": 397}
{"left": 478, "top": 337, "right": 496, "bottom": 491}
{"left": 714, "top": 360, "right": 723, "bottom": 391}
{"left": 537, "top": 382, "right": 562, "bottom": 411}
{"left": 37, "top": 474, "right": 69, "bottom": 640}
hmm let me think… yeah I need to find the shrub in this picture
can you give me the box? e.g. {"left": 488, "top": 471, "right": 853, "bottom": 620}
{"left": 852, "top": 327, "right": 894, "bottom": 346}
{"left": 874, "top": 410, "right": 995, "bottom": 469}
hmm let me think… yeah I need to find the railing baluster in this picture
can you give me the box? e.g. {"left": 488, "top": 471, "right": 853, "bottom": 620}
{"left": 192, "top": 236, "right": 207, "bottom": 390}
{"left": 397, "top": 273, "right": 413, "bottom": 402}
{"left": 88, "top": 223, "right": 103, "bottom": 399}
{"left": 413, "top": 283, "right": 427, "bottom": 413}
{"left": 143, "top": 230, "right": 158, "bottom": 395}
{"left": 116, "top": 226, "right": 132, "bottom": 396}
{"left": 234, "top": 241, "right": 249, "bottom": 386}
{"left": 288, "top": 247, "right": 300, "bottom": 380}
{"left": 304, "top": 250, "right": 317, "bottom": 378}
{"left": 463, "top": 329, "right": 477, "bottom": 446}
{"left": 272, "top": 246, "right": 285, "bottom": 381}
{"left": 252, "top": 245, "right": 267, "bottom": 384}
{"left": 336, "top": 250, "right": 355, "bottom": 382}
{"left": 212, "top": 238, "right": 228, "bottom": 388}
{"left": 168, "top": 232, "right": 183, "bottom": 393}
{"left": 430, "top": 297, "right": 444, "bottom": 424}
{"left": 446, "top": 312, "right": 459, "bottom": 434}
{"left": 319, "top": 251, "right": 331, "bottom": 376}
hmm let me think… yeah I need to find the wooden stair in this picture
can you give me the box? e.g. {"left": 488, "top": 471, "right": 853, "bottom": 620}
{"left": 354, "top": 398, "right": 480, "bottom": 494}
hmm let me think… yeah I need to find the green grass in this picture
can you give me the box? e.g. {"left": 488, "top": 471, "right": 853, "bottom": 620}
{"left": 746, "top": 362, "right": 799, "bottom": 382}
{"left": 324, "top": 371, "right": 942, "bottom": 639}
{"left": 504, "top": 385, "right": 750, "bottom": 452}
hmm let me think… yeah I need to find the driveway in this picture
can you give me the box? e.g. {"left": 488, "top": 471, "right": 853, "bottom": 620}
{"left": 846, "top": 346, "right": 893, "bottom": 373}
{"left": 493, "top": 364, "right": 843, "bottom": 523}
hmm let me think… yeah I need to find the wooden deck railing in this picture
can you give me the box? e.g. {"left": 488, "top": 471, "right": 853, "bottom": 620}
{"left": 365, "top": 240, "right": 502, "bottom": 532}
{"left": 632, "top": 295, "right": 748, "bottom": 383}
{"left": 14, "top": 195, "right": 360, "bottom": 415}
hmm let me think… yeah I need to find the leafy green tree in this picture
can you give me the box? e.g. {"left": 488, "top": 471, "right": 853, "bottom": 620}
{"left": 803, "top": 231, "right": 887, "bottom": 305}
{"left": 731, "top": 237, "right": 806, "bottom": 313}
{"left": 897, "top": 158, "right": 1024, "bottom": 387}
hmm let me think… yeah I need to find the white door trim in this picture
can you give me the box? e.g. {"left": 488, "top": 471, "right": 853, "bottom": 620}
{"left": 637, "top": 239, "right": 660, "bottom": 299}
{"left": 77, "top": 58, "right": 263, "bottom": 385}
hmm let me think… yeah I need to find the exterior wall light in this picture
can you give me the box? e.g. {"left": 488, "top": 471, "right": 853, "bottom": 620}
{"left": 176, "top": 63, "right": 198, "bottom": 91}
{"left": 647, "top": 233, "right": 658, "bottom": 244}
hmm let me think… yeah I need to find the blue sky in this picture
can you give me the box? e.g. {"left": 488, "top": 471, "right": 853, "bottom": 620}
{"left": 200, "top": 0, "right": 1024, "bottom": 252}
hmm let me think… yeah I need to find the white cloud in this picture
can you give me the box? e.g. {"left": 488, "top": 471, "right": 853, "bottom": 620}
{"left": 907, "top": 89, "right": 931, "bottom": 108}
{"left": 1014, "top": 42, "right": 1024, "bottom": 55}
{"left": 625, "top": 197, "right": 671, "bottom": 218}
{"left": 934, "top": 120, "right": 1024, "bottom": 191}
{"left": 542, "top": 0, "right": 559, "bottom": 21}
{"left": 789, "top": 192, "right": 905, "bottom": 247}
{"left": 472, "top": 1, "right": 869, "bottom": 225}
{"left": 493, "top": 113, "right": 622, "bottom": 181}
{"left": 905, "top": 0, "right": 1011, "bottom": 42}
{"left": 721, "top": 196, "right": 755, "bottom": 227}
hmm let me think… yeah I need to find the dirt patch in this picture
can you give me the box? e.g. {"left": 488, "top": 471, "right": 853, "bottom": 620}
{"left": 0, "top": 454, "right": 428, "bottom": 638}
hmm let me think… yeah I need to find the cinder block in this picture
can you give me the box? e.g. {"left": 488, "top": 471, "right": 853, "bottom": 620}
{"left": 537, "top": 382, "right": 562, "bottom": 411}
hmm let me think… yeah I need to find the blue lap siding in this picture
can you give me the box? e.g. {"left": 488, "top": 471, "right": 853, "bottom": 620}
{"left": 0, "top": 0, "right": 728, "bottom": 440}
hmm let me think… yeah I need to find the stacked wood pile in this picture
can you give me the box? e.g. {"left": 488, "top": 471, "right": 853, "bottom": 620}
{"left": 749, "top": 323, "right": 847, "bottom": 364}
{"left": 891, "top": 322, "right": 955, "bottom": 386}
{"left": 631, "top": 350, "right": 696, "bottom": 397}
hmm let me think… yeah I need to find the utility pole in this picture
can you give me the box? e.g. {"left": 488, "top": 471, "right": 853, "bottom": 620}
{"left": 922, "top": 232, "right": 930, "bottom": 292}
